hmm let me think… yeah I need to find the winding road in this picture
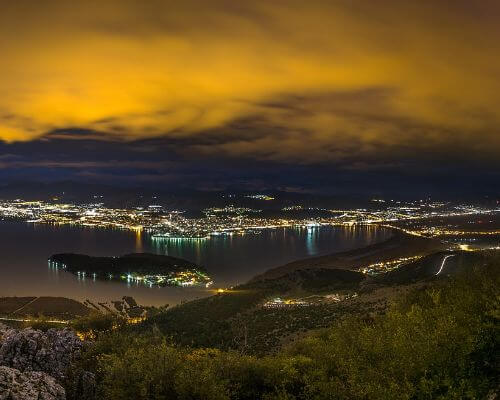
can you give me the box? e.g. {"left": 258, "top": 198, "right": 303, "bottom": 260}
{"left": 435, "top": 254, "right": 456, "bottom": 276}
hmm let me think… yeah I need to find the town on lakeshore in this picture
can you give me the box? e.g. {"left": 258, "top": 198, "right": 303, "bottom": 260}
{"left": 0, "top": 195, "right": 497, "bottom": 292}
{"left": 0, "top": 196, "right": 498, "bottom": 244}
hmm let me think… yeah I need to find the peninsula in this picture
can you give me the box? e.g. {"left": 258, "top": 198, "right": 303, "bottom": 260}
{"left": 48, "top": 253, "right": 213, "bottom": 287}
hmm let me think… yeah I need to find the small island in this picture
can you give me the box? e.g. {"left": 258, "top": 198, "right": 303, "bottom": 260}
{"left": 48, "top": 253, "right": 213, "bottom": 287}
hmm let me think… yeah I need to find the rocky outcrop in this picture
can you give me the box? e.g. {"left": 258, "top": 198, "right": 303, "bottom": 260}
{"left": 0, "top": 326, "right": 83, "bottom": 381}
{"left": 0, "top": 366, "right": 65, "bottom": 400}
{"left": 0, "top": 323, "right": 8, "bottom": 336}
{"left": 0, "top": 323, "right": 95, "bottom": 400}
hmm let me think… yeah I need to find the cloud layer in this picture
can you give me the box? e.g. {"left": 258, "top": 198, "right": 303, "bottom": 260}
{"left": 0, "top": 0, "right": 499, "bottom": 167}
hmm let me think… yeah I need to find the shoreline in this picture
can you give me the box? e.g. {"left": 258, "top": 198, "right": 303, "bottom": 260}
{"left": 0, "top": 226, "right": 423, "bottom": 319}
{"left": 0, "top": 220, "right": 392, "bottom": 305}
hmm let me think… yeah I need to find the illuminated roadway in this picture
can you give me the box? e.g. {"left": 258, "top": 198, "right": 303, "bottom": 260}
{"left": 435, "top": 254, "right": 456, "bottom": 276}
{"left": 0, "top": 316, "right": 68, "bottom": 324}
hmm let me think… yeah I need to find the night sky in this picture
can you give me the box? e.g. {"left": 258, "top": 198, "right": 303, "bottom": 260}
{"left": 0, "top": 1, "right": 499, "bottom": 196}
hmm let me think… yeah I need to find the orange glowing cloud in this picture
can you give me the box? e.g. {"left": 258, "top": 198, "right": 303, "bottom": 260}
{"left": 0, "top": 0, "right": 499, "bottom": 163}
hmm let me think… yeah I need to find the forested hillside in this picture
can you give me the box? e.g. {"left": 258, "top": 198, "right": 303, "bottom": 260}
{"left": 68, "top": 254, "right": 499, "bottom": 399}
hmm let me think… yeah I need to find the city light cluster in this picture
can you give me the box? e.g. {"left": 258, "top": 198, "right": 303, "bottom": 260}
{"left": 48, "top": 259, "right": 213, "bottom": 288}
{"left": 262, "top": 292, "right": 359, "bottom": 308}
{"left": 0, "top": 199, "right": 498, "bottom": 243}
{"left": 361, "top": 255, "right": 424, "bottom": 276}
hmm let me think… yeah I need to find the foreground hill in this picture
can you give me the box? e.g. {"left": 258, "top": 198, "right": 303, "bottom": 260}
{"left": 71, "top": 251, "right": 499, "bottom": 400}
{"left": 140, "top": 248, "right": 491, "bottom": 354}
{"left": 2, "top": 249, "right": 498, "bottom": 399}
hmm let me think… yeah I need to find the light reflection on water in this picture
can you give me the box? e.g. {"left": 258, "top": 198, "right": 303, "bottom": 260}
{"left": 0, "top": 221, "right": 391, "bottom": 306}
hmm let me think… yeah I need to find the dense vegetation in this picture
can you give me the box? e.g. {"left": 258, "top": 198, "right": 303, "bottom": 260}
{"left": 68, "top": 255, "right": 499, "bottom": 399}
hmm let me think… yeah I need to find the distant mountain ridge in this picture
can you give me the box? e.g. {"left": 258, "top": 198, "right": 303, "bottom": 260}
{"left": 0, "top": 180, "right": 378, "bottom": 211}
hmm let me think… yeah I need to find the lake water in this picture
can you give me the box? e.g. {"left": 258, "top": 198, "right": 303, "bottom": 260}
{"left": 0, "top": 221, "right": 392, "bottom": 306}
